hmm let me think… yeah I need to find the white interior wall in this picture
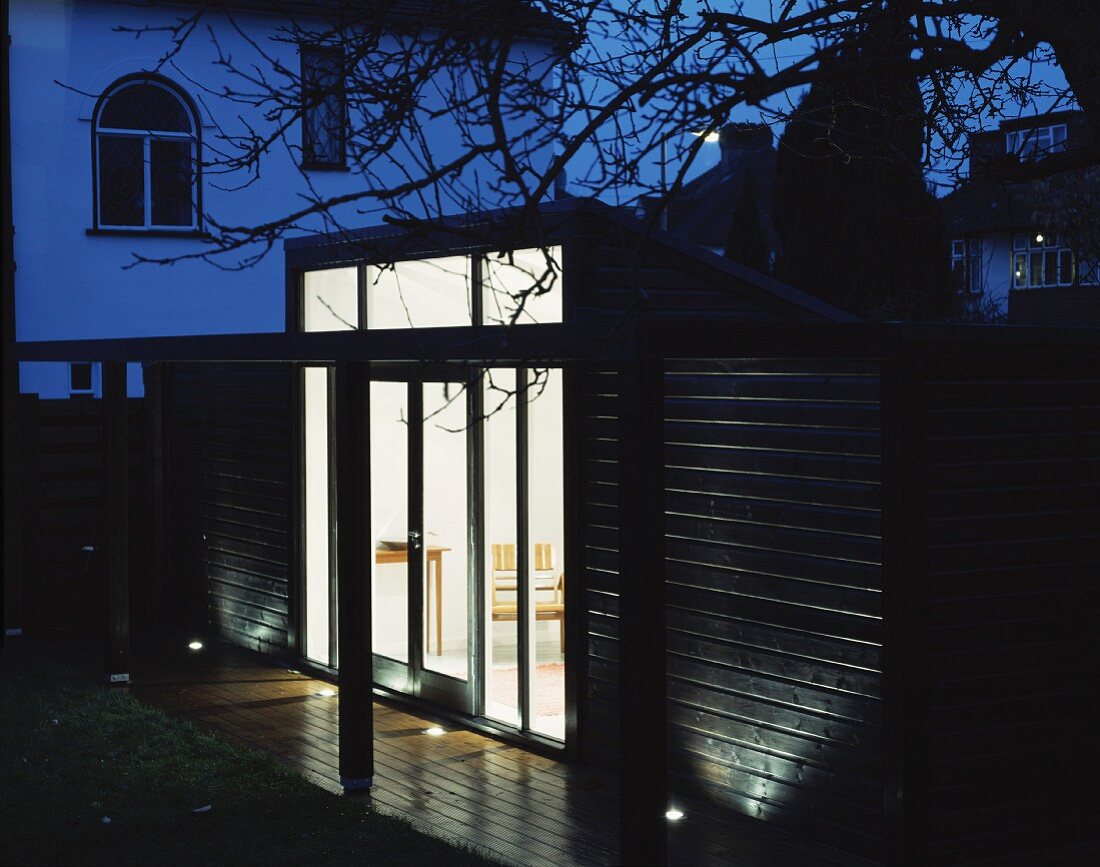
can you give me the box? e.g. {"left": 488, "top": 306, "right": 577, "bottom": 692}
{"left": 370, "top": 381, "right": 411, "bottom": 662}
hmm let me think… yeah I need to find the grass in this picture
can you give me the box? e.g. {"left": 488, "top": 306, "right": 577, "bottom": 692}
{"left": 0, "top": 640, "right": 493, "bottom": 866}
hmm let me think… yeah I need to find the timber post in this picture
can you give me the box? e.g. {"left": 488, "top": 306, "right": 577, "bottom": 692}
{"left": 617, "top": 326, "right": 668, "bottom": 865}
{"left": 334, "top": 361, "right": 373, "bottom": 790}
{"left": 103, "top": 361, "right": 130, "bottom": 683}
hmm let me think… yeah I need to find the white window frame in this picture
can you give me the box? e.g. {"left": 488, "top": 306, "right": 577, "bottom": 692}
{"left": 1005, "top": 124, "right": 1068, "bottom": 159}
{"left": 1010, "top": 232, "right": 1096, "bottom": 289}
{"left": 93, "top": 78, "right": 199, "bottom": 231}
{"left": 950, "top": 238, "right": 983, "bottom": 295}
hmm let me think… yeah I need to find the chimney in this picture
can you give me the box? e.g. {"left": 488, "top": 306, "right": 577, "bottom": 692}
{"left": 718, "top": 123, "right": 773, "bottom": 169}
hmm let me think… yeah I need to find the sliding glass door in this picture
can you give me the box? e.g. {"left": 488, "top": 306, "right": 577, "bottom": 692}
{"left": 483, "top": 368, "right": 566, "bottom": 739}
{"left": 301, "top": 359, "right": 567, "bottom": 737}
{"left": 369, "top": 370, "right": 476, "bottom": 713}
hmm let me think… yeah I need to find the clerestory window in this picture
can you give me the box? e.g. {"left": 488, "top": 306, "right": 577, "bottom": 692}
{"left": 92, "top": 75, "right": 200, "bottom": 230}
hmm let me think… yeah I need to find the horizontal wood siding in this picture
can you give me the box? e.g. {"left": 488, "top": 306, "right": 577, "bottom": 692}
{"left": 663, "top": 359, "right": 884, "bottom": 861}
{"left": 921, "top": 358, "right": 1100, "bottom": 861}
{"left": 580, "top": 368, "right": 622, "bottom": 768}
{"left": 20, "top": 396, "right": 145, "bottom": 630}
{"left": 166, "top": 364, "right": 293, "bottom": 655}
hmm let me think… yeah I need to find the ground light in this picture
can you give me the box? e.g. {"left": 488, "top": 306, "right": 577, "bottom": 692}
{"left": 665, "top": 809, "right": 685, "bottom": 821}
{"left": 424, "top": 727, "right": 446, "bottom": 737}
{"left": 316, "top": 688, "right": 336, "bottom": 697}
{"left": 188, "top": 640, "right": 203, "bottom": 651}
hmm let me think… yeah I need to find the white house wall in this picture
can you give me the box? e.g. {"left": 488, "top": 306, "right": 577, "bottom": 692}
{"left": 981, "top": 233, "right": 1013, "bottom": 316}
{"left": 10, "top": 1, "right": 556, "bottom": 396}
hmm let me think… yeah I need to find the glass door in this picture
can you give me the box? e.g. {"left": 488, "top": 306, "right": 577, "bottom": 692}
{"left": 369, "top": 369, "right": 476, "bottom": 713}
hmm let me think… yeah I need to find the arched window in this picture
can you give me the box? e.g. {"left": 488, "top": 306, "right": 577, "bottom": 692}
{"left": 93, "top": 76, "right": 199, "bottom": 230}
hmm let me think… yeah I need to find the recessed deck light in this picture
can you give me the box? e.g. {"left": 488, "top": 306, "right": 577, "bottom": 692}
{"left": 316, "top": 688, "right": 336, "bottom": 697}
{"left": 424, "top": 726, "right": 445, "bottom": 737}
{"left": 665, "top": 809, "right": 685, "bottom": 821}
{"left": 188, "top": 641, "right": 203, "bottom": 651}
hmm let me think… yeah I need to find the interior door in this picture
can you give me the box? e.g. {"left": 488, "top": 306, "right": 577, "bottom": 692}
{"left": 369, "top": 368, "right": 477, "bottom": 713}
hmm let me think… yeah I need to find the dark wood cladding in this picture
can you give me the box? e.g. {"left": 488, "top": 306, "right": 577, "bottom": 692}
{"left": 918, "top": 357, "right": 1100, "bottom": 862}
{"left": 18, "top": 396, "right": 145, "bottom": 630}
{"left": 578, "top": 358, "right": 885, "bottom": 857}
{"left": 663, "top": 359, "right": 884, "bottom": 860}
{"left": 579, "top": 368, "right": 622, "bottom": 768}
{"left": 165, "top": 363, "right": 293, "bottom": 655}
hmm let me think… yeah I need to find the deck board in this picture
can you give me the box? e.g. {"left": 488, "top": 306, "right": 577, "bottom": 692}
{"left": 131, "top": 638, "right": 620, "bottom": 866}
{"left": 127, "top": 636, "right": 862, "bottom": 866}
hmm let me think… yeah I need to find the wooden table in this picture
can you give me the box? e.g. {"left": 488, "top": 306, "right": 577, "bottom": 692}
{"left": 374, "top": 545, "right": 451, "bottom": 655}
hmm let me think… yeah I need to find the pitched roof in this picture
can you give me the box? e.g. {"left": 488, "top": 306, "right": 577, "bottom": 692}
{"left": 285, "top": 196, "right": 859, "bottom": 323}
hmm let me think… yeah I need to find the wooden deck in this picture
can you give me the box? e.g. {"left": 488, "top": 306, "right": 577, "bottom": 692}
{"left": 130, "top": 637, "right": 619, "bottom": 866}
{"left": 127, "top": 636, "right": 848, "bottom": 866}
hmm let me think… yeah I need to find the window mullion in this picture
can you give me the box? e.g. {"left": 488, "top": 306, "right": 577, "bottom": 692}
{"left": 143, "top": 136, "right": 152, "bottom": 228}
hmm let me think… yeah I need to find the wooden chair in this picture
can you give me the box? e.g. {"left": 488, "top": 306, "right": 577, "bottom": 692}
{"left": 490, "top": 543, "right": 564, "bottom": 652}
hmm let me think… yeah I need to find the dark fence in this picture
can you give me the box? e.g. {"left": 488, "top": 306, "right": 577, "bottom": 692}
{"left": 579, "top": 368, "right": 622, "bottom": 768}
{"left": 662, "top": 358, "right": 884, "bottom": 859}
{"left": 13, "top": 395, "right": 145, "bottom": 632}
{"left": 135, "top": 330, "right": 1096, "bottom": 864}
{"left": 165, "top": 363, "right": 294, "bottom": 656}
{"left": 918, "top": 355, "right": 1100, "bottom": 861}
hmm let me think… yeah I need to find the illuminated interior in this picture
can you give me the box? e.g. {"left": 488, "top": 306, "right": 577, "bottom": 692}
{"left": 301, "top": 249, "right": 566, "bottom": 739}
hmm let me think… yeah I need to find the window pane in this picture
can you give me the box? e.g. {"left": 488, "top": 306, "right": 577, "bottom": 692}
{"left": 371, "top": 381, "right": 410, "bottom": 664}
{"left": 483, "top": 247, "right": 564, "bottom": 325}
{"left": 485, "top": 369, "right": 519, "bottom": 727}
{"left": 303, "top": 367, "right": 331, "bottom": 665}
{"left": 1044, "top": 251, "right": 1059, "bottom": 285}
{"left": 422, "top": 382, "right": 470, "bottom": 681}
{"left": 303, "top": 268, "right": 358, "bottom": 331}
{"left": 367, "top": 257, "right": 471, "bottom": 328}
{"left": 1013, "top": 254, "right": 1027, "bottom": 288}
{"left": 1058, "top": 250, "right": 1074, "bottom": 285}
{"left": 150, "top": 139, "right": 194, "bottom": 226}
{"left": 101, "top": 82, "right": 191, "bottom": 132}
{"left": 302, "top": 50, "right": 345, "bottom": 164}
{"left": 1029, "top": 252, "right": 1043, "bottom": 287}
{"left": 98, "top": 136, "right": 144, "bottom": 226}
{"left": 526, "top": 368, "right": 565, "bottom": 740}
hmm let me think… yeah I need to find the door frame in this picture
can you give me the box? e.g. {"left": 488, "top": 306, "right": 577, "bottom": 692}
{"left": 295, "top": 358, "right": 576, "bottom": 748}
{"left": 368, "top": 363, "right": 482, "bottom": 715}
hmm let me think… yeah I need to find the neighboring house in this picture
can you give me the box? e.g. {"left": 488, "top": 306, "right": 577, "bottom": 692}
{"left": 642, "top": 123, "right": 779, "bottom": 264}
{"left": 6, "top": 0, "right": 562, "bottom": 397}
{"left": 940, "top": 110, "right": 1100, "bottom": 325}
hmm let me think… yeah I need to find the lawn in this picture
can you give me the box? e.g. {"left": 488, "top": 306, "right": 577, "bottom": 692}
{"left": 0, "top": 640, "right": 492, "bottom": 866}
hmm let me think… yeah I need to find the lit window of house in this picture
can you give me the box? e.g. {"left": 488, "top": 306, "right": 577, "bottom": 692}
{"left": 93, "top": 76, "right": 199, "bottom": 230}
{"left": 301, "top": 48, "right": 346, "bottom": 168}
{"left": 1005, "top": 124, "right": 1067, "bottom": 160}
{"left": 1010, "top": 233, "right": 1096, "bottom": 289}
{"left": 951, "top": 238, "right": 982, "bottom": 294}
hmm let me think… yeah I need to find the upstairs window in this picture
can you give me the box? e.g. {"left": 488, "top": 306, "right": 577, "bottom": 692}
{"left": 301, "top": 48, "right": 346, "bottom": 168}
{"left": 93, "top": 76, "right": 199, "bottom": 230}
{"left": 1005, "top": 124, "right": 1067, "bottom": 160}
